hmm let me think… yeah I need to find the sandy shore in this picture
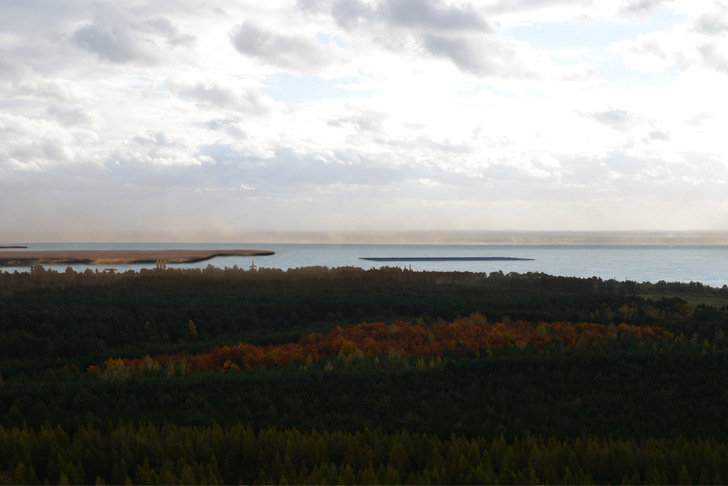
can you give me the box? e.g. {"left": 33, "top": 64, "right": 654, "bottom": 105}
{"left": 0, "top": 249, "right": 274, "bottom": 266}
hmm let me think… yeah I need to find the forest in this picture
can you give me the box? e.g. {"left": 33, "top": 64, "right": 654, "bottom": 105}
{"left": 1, "top": 264, "right": 728, "bottom": 484}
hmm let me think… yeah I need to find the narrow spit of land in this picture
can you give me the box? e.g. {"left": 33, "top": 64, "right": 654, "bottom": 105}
{"left": 0, "top": 249, "right": 274, "bottom": 266}
{"left": 360, "top": 256, "right": 534, "bottom": 262}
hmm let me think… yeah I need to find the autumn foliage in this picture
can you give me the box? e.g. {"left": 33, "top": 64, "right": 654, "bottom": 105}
{"left": 95, "top": 314, "right": 668, "bottom": 376}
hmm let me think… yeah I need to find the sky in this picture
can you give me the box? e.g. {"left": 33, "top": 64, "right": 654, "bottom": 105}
{"left": 1, "top": 0, "right": 728, "bottom": 242}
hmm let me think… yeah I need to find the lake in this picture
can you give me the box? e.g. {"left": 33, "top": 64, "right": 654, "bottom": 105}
{"left": 2, "top": 242, "right": 727, "bottom": 288}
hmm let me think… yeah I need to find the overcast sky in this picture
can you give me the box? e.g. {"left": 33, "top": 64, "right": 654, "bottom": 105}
{"left": 2, "top": 0, "right": 727, "bottom": 242}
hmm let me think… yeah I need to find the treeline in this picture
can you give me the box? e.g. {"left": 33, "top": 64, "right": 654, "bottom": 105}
{"left": 2, "top": 263, "right": 727, "bottom": 296}
{"left": 2, "top": 423, "right": 727, "bottom": 485}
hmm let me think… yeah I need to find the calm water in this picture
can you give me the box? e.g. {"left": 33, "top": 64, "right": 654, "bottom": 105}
{"left": 2, "top": 242, "right": 727, "bottom": 288}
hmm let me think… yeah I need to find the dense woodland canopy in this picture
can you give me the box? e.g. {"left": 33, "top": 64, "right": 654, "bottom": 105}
{"left": 1, "top": 264, "right": 728, "bottom": 484}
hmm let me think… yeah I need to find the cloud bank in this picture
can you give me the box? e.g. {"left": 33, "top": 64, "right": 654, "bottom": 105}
{"left": 1, "top": 0, "right": 727, "bottom": 241}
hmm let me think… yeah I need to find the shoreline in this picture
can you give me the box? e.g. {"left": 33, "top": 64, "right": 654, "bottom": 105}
{"left": 0, "top": 249, "right": 274, "bottom": 266}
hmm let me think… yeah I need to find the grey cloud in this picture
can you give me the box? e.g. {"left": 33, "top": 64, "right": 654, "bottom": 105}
{"left": 330, "top": 0, "right": 379, "bottom": 28}
{"left": 0, "top": 57, "right": 15, "bottom": 81}
{"left": 206, "top": 119, "right": 247, "bottom": 138}
{"left": 588, "top": 109, "right": 635, "bottom": 131}
{"left": 296, "top": 0, "right": 329, "bottom": 13}
{"left": 623, "top": 36, "right": 670, "bottom": 61}
{"left": 137, "top": 17, "right": 197, "bottom": 47}
{"left": 71, "top": 9, "right": 195, "bottom": 64}
{"left": 71, "top": 23, "right": 152, "bottom": 64}
{"left": 647, "top": 129, "right": 670, "bottom": 142}
{"left": 620, "top": 0, "right": 663, "bottom": 15}
{"left": 230, "top": 21, "right": 337, "bottom": 72}
{"left": 482, "top": 0, "right": 573, "bottom": 15}
{"left": 47, "top": 105, "right": 97, "bottom": 126}
{"left": 579, "top": 110, "right": 671, "bottom": 143}
{"left": 299, "top": 0, "right": 528, "bottom": 79}
{"left": 698, "top": 44, "right": 728, "bottom": 74}
{"left": 422, "top": 34, "right": 528, "bottom": 77}
{"left": 319, "top": 0, "right": 491, "bottom": 32}
{"left": 693, "top": 16, "right": 728, "bottom": 35}
{"left": 0, "top": 0, "right": 87, "bottom": 36}
{"left": 328, "top": 111, "right": 387, "bottom": 131}
{"left": 138, "top": 17, "right": 179, "bottom": 37}
{"left": 166, "top": 77, "right": 272, "bottom": 115}
{"left": 385, "top": 0, "right": 492, "bottom": 32}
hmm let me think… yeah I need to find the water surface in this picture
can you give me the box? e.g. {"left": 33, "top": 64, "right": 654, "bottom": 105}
{"left": 2, "top": 243, "right": 727, "bottom": 288}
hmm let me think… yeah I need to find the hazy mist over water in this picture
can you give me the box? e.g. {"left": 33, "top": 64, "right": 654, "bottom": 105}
{"left": 8, "top": 230, "right": 728, "bottom": 245}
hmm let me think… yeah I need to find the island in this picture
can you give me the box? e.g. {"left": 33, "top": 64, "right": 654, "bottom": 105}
{"left": 0, "top": 249, "right": 274, "bottom": 266}
{"left": 0, "top": 245, "right": 28, "bottom": 249}
{"left": 360, "top": 256, "right": 534, "bottom": 262}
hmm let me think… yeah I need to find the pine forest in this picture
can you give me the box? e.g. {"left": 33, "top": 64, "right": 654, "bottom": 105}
{"left": 1, "top": 264, "right": 728, "bottom": 484}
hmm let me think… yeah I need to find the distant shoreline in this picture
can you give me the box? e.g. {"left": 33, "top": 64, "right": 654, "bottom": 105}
{"left": 0, "top": 249, "right": 274, "bottom": 266}
{"left": 0, "top": 245, "right": 28, "bottom": 249}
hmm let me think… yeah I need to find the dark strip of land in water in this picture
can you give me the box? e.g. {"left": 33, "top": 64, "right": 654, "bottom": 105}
{"left": 0, "top": 249, "right": 274, "bottom": 266}
{"left": 360, "top": 257, "right": 534, "bottom": 262}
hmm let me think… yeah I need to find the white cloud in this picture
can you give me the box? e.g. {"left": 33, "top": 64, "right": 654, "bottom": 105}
{"left": 15, "top": 76, "right": 94, "bottom": 104}
{"left": 612, "top": 0, "right": 728, "bottom": 75}
{"left": 114, "top": 130, "right": 214, "bottom": 167}
{"left": 0, "top": 113, "right": 99, "bottom": 169}
{"left": 612, "top": 30, "right": 695, "bottom": 72}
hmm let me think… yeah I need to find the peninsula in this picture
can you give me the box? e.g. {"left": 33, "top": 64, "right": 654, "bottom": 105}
{"left": 0, "top": 249, "right": 274, "bottom": 266}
